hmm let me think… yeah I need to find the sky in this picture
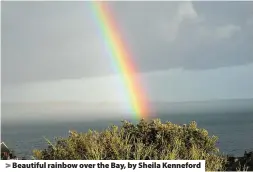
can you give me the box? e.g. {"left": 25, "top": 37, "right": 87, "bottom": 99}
{"left": 2, "top": 1, "right": 253, "bottom": 105}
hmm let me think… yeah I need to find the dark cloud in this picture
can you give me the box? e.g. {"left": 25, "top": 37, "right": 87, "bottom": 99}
{"left": 2, "top": 1, "right": 253, "bottom": 85}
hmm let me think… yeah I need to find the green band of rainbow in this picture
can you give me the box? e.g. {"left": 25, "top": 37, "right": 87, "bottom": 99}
{"left": 90, "top": 1, "right": 149, "bottom": 120}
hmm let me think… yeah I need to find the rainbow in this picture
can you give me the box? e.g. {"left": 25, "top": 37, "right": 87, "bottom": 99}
{"left": 90, "top": 1, "right": 149, "bottom": 120}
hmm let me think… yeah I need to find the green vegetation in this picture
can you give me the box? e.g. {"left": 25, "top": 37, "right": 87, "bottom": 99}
{"left": 33, "top": 119, "right": 227, "bottom": 171}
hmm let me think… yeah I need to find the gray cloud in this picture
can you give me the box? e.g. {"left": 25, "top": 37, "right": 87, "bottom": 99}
{"left": 2, "top": 1, "right": 253, "bottom": 85}
{"left": 112, "top": 1, "right": 253, "bottom": 71}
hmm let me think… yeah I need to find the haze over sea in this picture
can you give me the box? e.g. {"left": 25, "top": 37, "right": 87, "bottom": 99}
{"left": 2, "top": 99, "right": 253, "bottom": 159}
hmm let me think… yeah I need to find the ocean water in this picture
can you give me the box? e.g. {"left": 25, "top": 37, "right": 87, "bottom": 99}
{"left": 1, "top": 112, "right": 253, "bottom": 159}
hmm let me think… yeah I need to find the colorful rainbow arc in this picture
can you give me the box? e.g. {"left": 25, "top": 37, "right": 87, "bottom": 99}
{"left": 91, "top": 1, "right": 149, "bottom": 120}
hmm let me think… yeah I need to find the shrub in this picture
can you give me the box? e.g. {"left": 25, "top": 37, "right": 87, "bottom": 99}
{"left": 33, "top": 119, "right": 227, "bottom": 171}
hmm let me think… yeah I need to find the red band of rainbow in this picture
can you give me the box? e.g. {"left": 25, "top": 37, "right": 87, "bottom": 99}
{"left": 91, "top": 1, "right": 149, "bottom": 120}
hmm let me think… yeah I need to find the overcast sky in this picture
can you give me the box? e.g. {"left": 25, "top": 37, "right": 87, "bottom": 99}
{"left": 2, "top": 1, "right": 253, "bottom": 104}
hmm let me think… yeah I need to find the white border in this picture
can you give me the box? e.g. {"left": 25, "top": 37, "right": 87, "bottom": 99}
{"left": 1, "top": 0, "right": 253, "bottom": 2}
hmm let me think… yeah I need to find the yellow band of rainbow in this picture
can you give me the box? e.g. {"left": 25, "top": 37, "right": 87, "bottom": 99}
{"left": 91, "top": 1, "right": 149, "bottom": 120}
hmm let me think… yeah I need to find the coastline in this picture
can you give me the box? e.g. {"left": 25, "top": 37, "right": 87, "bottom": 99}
{"left": 226, "top": 151, "right": 253, "bottom": 171}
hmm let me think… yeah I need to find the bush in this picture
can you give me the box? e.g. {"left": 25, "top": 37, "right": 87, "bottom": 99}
{"left": 33, "top": 119, "right": 227, "bottom": 171}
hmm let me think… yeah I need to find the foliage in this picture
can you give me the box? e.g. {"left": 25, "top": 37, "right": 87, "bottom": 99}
{"left": 33, "top": 119, "right": 227, "bottom": 171}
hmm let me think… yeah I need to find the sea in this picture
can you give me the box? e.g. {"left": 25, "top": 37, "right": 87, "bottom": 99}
{"left": 2, "top": 110, "right": 253, "bottom": 159}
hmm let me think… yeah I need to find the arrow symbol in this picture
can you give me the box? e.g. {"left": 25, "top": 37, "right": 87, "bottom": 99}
{"left": 5, "top": 163, "right": 11, "bottom": 168}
